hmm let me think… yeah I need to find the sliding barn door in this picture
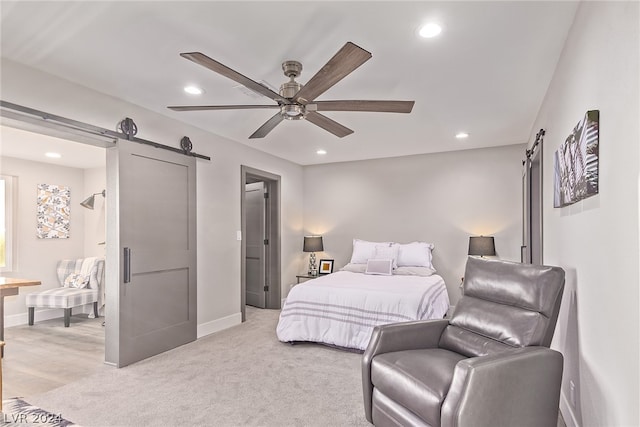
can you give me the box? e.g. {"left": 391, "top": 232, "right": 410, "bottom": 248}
{"left": 109, "top": 139, "right": 197, "bottom": 367}
{"left": 522, "top": 136, "right": 543, "bottom": 265}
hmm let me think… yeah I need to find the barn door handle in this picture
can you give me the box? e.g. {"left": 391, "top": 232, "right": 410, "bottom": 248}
{"left": 124, "top": 247, "right": 131, "bottom": 283}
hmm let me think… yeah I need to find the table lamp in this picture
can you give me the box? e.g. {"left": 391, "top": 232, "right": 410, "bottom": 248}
{"left": 303, "top": 235, "right": 324, "bottom": 276}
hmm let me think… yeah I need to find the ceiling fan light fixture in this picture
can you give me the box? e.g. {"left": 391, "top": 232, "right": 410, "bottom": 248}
{"left": 281, "top": 104, "right": 305, "bottom": 120}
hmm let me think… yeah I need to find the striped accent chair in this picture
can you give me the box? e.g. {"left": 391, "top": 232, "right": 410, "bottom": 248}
{"left": 26, "top": 258, "right": 105, "bottom": 327}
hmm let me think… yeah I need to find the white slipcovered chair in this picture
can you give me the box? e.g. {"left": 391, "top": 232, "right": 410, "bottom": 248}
{"left": 26, "top": 257, "right": 105, "bottom": 327}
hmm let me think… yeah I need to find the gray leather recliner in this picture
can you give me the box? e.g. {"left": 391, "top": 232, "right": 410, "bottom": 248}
{"left": 362, "top": 256, "right": 565, "bottom": 427}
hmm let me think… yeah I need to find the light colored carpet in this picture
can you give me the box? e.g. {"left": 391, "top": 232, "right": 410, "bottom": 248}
{"left": 1, "top": 398, "right": 79, "bottom": 426}
{"left": 28, "top": 307, "right": 370, "bottom": 427}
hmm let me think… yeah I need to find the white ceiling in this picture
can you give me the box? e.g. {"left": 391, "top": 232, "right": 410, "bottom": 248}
{"left": 0, "top": 1, "right": 579, "bottom": 166}
{"left": 0, "top": 125, "right": 106, "bottom": 169}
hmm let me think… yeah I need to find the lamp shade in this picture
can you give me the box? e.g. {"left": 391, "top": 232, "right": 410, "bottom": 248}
{"left": 303, "top": 235, "right": 324, "bottom": 252}
{"left": 468, "top": 236, "right": 496, "bottom": 256}
{"left": 80, "top": 190, "right": 106, "bottom": 210}
{"left": 80, "top": 195, "right": 96, "bottom": 209}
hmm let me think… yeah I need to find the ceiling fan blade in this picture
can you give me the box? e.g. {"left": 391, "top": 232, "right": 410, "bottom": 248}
{"left": 249, "top": 113, "right": 285, "bottom": 139}
{"left": 304, "top": 111, "right": 354, "bottom": 138}
{"left": 294, "top": 42, "right": 372, "bottom": 104}
{"left": 180, "top": 52, "right": 289, "bottom": 104}
{"left": 168, "top": 105, "right": 279, "bottom": 111}
{"left": 311, "top": 100, "right": 415, "bottom": 113}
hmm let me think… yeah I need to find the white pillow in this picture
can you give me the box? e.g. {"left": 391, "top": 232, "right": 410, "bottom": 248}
{"left": 349, "top": 239, "right": 392, "bottom": 264}
{"left": 393, "top": 266, "right": 436, "bottom": 277}
{"left": 365, "top": 259, "right": 393, "bottom": 276}
{"left": 340, "top": 263, "right": 367, "bottom": 273}
{"left": 396, "top": 242, "right": 434, "bottom": 269}
{"left": 372, "top": 244, "right": 399, "bottom": 269}
{"left": 63, "top": 273, "right": 88, "bottom": 288}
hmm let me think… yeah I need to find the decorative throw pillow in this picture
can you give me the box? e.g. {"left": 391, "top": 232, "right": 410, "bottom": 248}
{"left": 365, "top": 259, "right": 393, "bottom": 276}
{"left": 372, "top": 244, "right": 399, "bottom": 269}
{"left": 63, "top": 273, "right": 88, "bottom": 289}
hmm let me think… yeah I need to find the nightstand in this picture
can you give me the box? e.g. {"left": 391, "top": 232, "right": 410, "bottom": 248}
{"left": 296, "top": 275, "right": 316, "bottom": 284}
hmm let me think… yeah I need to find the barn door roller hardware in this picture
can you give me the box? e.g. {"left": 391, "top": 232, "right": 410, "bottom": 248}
{"left": 0, "top": 100, "right": 211, "bottom": 161}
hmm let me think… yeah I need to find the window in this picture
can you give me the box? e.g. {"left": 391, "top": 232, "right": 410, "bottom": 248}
{"left": 1, "top": 175, "right": 16, "bottom": 272}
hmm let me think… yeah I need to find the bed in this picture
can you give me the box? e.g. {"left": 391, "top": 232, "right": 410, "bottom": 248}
{"left": 276, "top": 239, "right": 450, "bottom": 351}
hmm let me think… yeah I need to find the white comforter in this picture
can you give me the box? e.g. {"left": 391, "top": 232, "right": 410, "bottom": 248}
{"left": 276, "top": 271, "right": 450, "bottom": 350}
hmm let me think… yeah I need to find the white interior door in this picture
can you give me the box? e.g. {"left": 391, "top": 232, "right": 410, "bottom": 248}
{"left": 245, "top": 182, "right": 266, "bottom": 308}
{"left": 106, "top": 139, "right": 196, "bottom": 367}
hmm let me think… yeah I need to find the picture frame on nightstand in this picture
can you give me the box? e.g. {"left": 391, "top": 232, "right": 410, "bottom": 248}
{"left": 318, "top": 259, "right": 334, "bottom": 275}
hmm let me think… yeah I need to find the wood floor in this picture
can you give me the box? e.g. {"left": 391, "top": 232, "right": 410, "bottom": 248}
{"left": 2, "top": 313, "right": 106, "bottom": 399}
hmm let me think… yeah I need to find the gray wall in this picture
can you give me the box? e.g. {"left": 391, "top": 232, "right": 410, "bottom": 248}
{"left": 529, "top": 2, "right": 639, "bottom": 426}
{"left": 302, "top": 144, "right": 525, "bottom": 304}
{"left": 1, "top": 59, "right": 305, "bottom": 336}
{"left": 0, "top": 156, "right": 86, "bottom": 322}
{"left": 83, "top": 167, "right": 107, "bottom": 258}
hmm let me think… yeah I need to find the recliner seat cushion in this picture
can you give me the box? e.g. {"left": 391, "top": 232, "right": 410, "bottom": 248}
{"left": 371, "top": 348, "right": 466, "bottom": 426}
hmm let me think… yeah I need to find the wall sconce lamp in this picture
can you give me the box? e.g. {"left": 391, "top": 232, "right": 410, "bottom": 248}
{"left": 468, "top": 236, "right": 496, "bottom": 257}
{"left": 80, "top": 190, "right": 106, "bottom": 210}
{"left": 303, "top": 235, "right": 324, "bottom": 276}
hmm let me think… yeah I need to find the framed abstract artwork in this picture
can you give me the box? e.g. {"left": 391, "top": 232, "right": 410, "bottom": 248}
{"left": 318, "top": 259, "right": 334, "bottom": 275}
{"left": 554, "top": 110, "right": 600, "bottom": 208}
{"left": 36, "top": 184, "right": 70, "bottom": 238}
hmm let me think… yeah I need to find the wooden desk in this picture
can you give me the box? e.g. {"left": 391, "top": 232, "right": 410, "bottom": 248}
{"left": 0, "top": 278, "right": 41, "bottom": 357}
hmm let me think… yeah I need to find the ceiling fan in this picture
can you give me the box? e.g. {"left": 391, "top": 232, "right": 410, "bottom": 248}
{"left": 168, "top": 42, "right": 415, "bottom": 139}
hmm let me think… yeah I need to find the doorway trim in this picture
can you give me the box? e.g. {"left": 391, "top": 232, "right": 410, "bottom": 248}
{"left": 240, "top": 165, "right": 281, "bottom": 321}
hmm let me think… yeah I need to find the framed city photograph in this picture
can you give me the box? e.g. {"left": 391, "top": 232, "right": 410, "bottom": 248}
{"left": 318, "top": 259, "right": 334, "bottom": 275}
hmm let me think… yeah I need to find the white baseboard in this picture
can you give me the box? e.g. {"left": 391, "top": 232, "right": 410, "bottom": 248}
{"left": 560, "top": 389, "right": 580, "bottom": 427}
{"left": 197, "top": 311, "right": 242, "bottom": 339}
{"left": 5, "top": 305, "right": 96, "bottom": 328}
{"left": 11, "top": 307, "right": 241, "bottom": 341}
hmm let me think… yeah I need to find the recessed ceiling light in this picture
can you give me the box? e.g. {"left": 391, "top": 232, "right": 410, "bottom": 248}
{"left": 45, "top": 152, "right": 62, "bottom": 158}
{"left": 184, "top": 85, "right": 204, "bottom": 95}
{"left": 455, "top": 132, "right": 469, "bottom": 139}
{"left": 316, "top": 149, "right": 327, "bottom": 155}
{"left": 419, "top": 23, "right": 442, "bottom": 38}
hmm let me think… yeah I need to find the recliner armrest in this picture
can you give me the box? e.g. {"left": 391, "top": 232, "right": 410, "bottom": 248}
{"left": 441, "top": 346, "right": 564, "bottom": 427}
{"left": 364, "top": 319, "right": 449, "bottom": 362}
{"left": 362, "top": 319, "right": 449, "bottom": 422}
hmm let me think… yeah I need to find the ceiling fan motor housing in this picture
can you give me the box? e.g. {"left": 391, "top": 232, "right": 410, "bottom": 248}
{"left": 280, "top": 60, "right": 305, "bottom": 119}
{"left": 280, "top": 81, "right": 302, "bottom": 99}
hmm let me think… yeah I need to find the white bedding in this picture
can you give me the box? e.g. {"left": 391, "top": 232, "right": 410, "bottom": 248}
{"left": 276, "top": 271, "right": 450, "bottom": 350}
